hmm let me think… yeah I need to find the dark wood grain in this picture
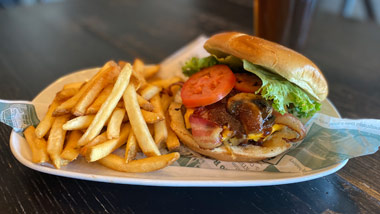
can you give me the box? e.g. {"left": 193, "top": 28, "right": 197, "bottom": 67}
{"left": 0, "top": 0, "right": 379, "bottom": 213}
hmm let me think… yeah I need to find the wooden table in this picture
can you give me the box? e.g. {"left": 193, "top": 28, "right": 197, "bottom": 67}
{"left": 1, "top": 0, "right": 379, "bottom": 213}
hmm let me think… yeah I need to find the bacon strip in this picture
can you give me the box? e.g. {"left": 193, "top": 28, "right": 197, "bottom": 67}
{"left": 273, "top": 112, "right": 306, "bottom": 141}
{"left": 189, "top": 114, "right": 223, "bottom": 149}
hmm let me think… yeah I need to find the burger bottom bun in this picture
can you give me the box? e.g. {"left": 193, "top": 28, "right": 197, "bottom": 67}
{"left": 169, "top": 102, "right": 294, "bottom": 162}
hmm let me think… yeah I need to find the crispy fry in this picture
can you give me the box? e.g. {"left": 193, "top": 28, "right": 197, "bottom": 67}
{"left": 165, "top": 112, "right": 180, "bottom": 151}
{"left": 63, "top": 81, "right": 85, "bottom": 90}
{"left": 137, "top": 94, "right": 154, "bottom": 111}
{"left": 53, "top": 61, "right": 116, "bottom": 116}
{"left": 78, "top": 63, "right": 133, "bottom": 146}
{"left": 80, "top": 132, "right": 107, "bottom": 156}
{"left": 62, "top": 115, "right": 94, "bottom": 130}
{"left": 139, "top": 84, "right": 161, "bottom": 101}
{"left": 86, "top": 84, "right": 113, "bottom": 114}
{"left": 85, "top": 124, "right": 130, "bottom": 162}
{"left": 107, "top": 108, "right": 125, "bottom": 139}
{"left": 161, "top": 93, "right": 173, "bottom": 113}
{"left": 35, "top": 98, "right": 60, "bottom": 138}
{"left": 98, "top": 152, "right": 180, "bottom": 173}
{"left": 24, "top": 126, "right": 49, "bottom": 163}
{"left": 143, "top": 64, "right": 160, "bottom": 79}
{"left": 47, "top": 115, "right": 70, "bottom": 168}
{"left": 60, "top": 130, "right": 81, "bottom": 161}
{"left": 56, "top": 87, "right": 79, "bottom": 101}
{"left": 72, "top": 65, "right": 119, "bottom": 116}
{"left": 123, "top": 84, "right": 160, "bottom": 157}
{"left": 151, "top": 94, "right": 168, "bottom": 148}
{"left": 125, "top": 129, "right": 138, "bottom": 163}
{"left": 141, "top": 109, "right": 165, "bottom": 124}
{"left": 149, "top": 76, "right": 182, "bottom": 89}
{"left": 131, "top": 58, "right": 146, "bottom": 89}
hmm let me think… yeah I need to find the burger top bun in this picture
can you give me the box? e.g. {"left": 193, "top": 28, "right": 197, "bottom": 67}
{"left": 204, "top": 32, "right": 328, "bottom": 101}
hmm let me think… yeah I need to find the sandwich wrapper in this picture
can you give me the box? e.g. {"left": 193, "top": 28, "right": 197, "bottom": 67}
{"left": 2, "top": 35, "right": 380, "bottom": 173}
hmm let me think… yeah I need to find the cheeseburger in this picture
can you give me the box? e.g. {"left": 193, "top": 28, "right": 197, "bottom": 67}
{"left": 168, "top": 32, "right": 328, "bottom": 162}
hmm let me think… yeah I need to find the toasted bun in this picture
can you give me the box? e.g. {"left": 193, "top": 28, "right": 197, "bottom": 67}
{"left": 204, "top": 32, "right": 328, "bottom": 101}
{"left": 169, "top": 102, "right": 291, "bottom": 162}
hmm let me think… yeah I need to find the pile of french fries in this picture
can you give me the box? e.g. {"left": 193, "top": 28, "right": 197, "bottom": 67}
{"left": 23, "top": 59, "right": 184, "bottom": 173}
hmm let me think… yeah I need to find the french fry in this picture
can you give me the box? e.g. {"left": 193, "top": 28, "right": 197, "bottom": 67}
{"left": 123, "top": 84, "right": 160, "bottom": 157}
{"left": 56, "top": 87, "right": 79, "bottom": 101}
{"left": 63, "top": 115, "right": 95, "bottom": 130}
{"left": 125, "top": 129, "right": 138, "bottom": 163}
{"left": 35, "top": 98, "right": 60, "bottom": 138}
{"left": 80, "top": 132, "right": 107, "bottom": 156}
{"left": 107, "top": 108, "right": 125, "bottom": 139}
{"left": 131, "top": 58, "right": 146, "bottom": 89}
{"left": 60, "top": 130, "right": 81, "bottom": 161}
{"left": 86, "top": 84, "right": 113, "bottom": 114}
{"left": 24, "top": 126, "right": 49, "bottom": 163}
{"left": 47, "top": 115, "right": 70, "bottom": 168}
{"left": 139, "top": 84, "right": 161, "bottom": 101}
{"left": 151, "top": 94, "right": 167, "bottom": 148}
{"left": 53, "top": 61, "right": 116, "bottom": 116}
{"left": 120, "top": 59, "right": 146, "bottom": 90}
{"left": 78, "top": 63, "right": 133, "bottom": 146}
{"left": 141, "top": 110, "right": 165, "bottom": 124}
{"left": 137, "top": 94, "right": 154, "bottom": 111}
{"left": 63, "top": 81, "right": 85, "bottom": 90}
{"left": 98, "top": 152, "right": 180, "bottom": 173}
{"left": 165, "top": 112, "right": 180, "bottom": 151}
{"left": 161, "top": 93, "right": 173, "bottom": 112}
{"left": 72, "top": 65, "right": 119, "bottom": 116}
{"left": 143, "top": 64, "right": 160, "bottom": 79}
{"left": 149, "top": 76, "right": 182, "bottom": 89}
{"left": 85, "top": 124, "right": 130, "bottom": 162}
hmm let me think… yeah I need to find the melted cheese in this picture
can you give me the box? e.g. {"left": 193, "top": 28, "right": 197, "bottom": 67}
{"left": 224, "top": 124, "right": 285, "bottom": 142}
{"left": 184, "top": 108, "right": 195, "bottom": 129}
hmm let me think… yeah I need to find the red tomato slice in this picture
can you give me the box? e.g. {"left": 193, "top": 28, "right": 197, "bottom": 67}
{"left": 234, "top": 73, "right": 262, "bottom": 93}
{"left": 181, "top": 65, "right": 236, "bottom": 108}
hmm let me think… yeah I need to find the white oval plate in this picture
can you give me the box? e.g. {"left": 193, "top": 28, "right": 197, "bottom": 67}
{"left": 9, "top": 68, "right": 347, "bottom": 187}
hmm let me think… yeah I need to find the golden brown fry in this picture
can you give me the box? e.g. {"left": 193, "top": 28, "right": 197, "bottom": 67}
{"left": 131, "top": 58, "right": 146, "bottom": 89}
{"left": 123, "top": 84, "right": 160, "bottom": 157}
{"left": 125, "top": 129, "right": 138, "bottom": 163}
{"left": 72, "top": 65, "right": 119, "bottom": 116}
{"left": 56, "top": 88, "right": 79, "bottom": 101}
{"left": 85, "top": 124, "right": 130, "bottom": 162}
{"left": 35, "top": 98, "right": 60, "bottom": 138}
{"left": 24, "top": 126, "right": 49, "bottom": 163}
{"left": 161, "top": 93, "right": 173, "bottom": 113}
{"left": 141, "top": 109, "right": 165, "bottom": 124}
{"left": 63, "top": 115, "right": 95, "bottom": 130}
{"left": 98, "top": 152, "right": 180, "bottom": 173}
{"left": 47, "top": 115, "right": 70, "bottom": 169}
{"left": 60, "top": 130, "right": 81, "bottom": 161}
{"left": 80, "top": 132, "right": 107, "bottom": 156}
{"left": 165, "top": 112, "right": 180, "bottom": 151}
{"left": 78, "top": 63, "right": 133, "bottom": 147}
{"left": 86, "top": 84, "right": 113, "bottom": 115}
{"left": 139, "top": 84, "right": 161, "bottom": 101}
{"left": 151, "top": 94, "right": 168, "bottom": 149}
{"left": 53, "top": 61, "right": 116, "bottom": 116}
{"left": 137, "top": 94, "right": 154, "bottom": 111}
{"left": 149, "top": 76, "right": 182, "bottom": 89}
{"left": 143, "top": 64, "right": 160, "bottom": 79}
{"left": 63, "top": 81, "right": 85, "bottom": 90}
{"left": 107, "top": 108, "right": 125, "bottom": 139}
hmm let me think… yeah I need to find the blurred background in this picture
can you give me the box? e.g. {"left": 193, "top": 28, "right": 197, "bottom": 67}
{"left": 1, "top": 0, "right": 379, "bottom": 24}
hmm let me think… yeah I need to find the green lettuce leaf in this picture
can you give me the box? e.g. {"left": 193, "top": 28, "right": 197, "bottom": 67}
{"left": 243, "top": 60, "right": 320, "bottom": 118}
{"left": 182, "top": 56, "right": 219, "bottom": 77}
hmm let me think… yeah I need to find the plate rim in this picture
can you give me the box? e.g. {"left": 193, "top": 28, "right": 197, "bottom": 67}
{"left": 9, "top": 68, "right": 348, "bottom": 187}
